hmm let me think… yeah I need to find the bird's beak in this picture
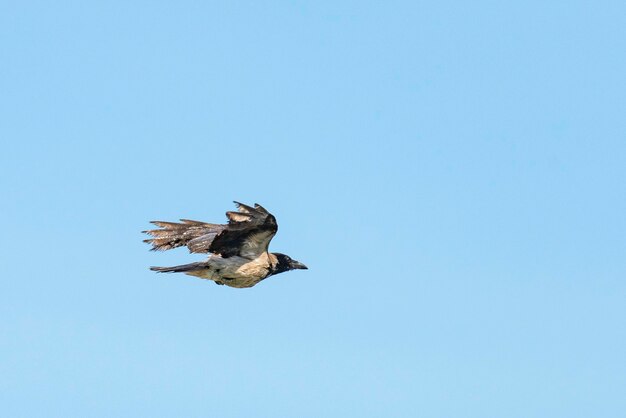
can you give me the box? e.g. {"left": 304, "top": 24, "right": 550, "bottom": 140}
{"left": 291, "top": 260, "right": 308, "bottom": 270}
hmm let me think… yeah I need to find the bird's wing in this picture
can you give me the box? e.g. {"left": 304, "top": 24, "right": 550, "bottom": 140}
{"left": 143, "top": 202, "right": 278, "bottom": 259}
{"left": 208, "top": 202, "right": 278, "bottom": 259}
{"left": 143, "top": 219, "right": 226, "bottom": 253}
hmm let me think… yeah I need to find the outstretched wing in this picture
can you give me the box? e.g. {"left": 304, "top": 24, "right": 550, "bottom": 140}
{"left": 143, "top": 219, "right": 226, "bottom": 253}
{"left": 143, "top": 202, "right": 278, "bottom": 259}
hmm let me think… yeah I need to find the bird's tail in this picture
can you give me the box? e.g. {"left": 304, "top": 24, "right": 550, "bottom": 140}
{"left": 150, "top": 261, "right": 207, "bottom": 273}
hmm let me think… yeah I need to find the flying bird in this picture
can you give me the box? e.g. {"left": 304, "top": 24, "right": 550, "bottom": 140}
{"left": 143, "top": 202, "right": 307, "bottom": 288}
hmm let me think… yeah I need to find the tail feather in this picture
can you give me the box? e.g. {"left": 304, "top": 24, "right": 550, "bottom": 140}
{"left": 150, "top": 261, "right": 207, "bottom": 273}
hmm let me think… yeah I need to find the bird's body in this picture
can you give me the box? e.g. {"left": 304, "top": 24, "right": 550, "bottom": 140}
{"left": 143, "top": 202, "right": 307, "bottom": 288}
{"left": 154, "top": 252, "right": 277, "bottom": 288}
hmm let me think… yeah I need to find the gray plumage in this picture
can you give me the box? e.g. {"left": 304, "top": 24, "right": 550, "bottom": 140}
{"left": 143, "top": 202, "right": 307, "bottom": 288}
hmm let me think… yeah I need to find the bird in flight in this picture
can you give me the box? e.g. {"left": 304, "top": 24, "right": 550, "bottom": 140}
{"left": 143, "top": 202, "right": 308, "bottom": 288}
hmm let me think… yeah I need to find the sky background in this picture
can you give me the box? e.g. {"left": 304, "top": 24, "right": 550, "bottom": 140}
{"left": 1, "top": 1, "right": 625, "bottom": 417}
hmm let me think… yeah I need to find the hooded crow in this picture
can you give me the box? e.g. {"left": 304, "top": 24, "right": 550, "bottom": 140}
{"left": 143, "top": 202, "right": 307, "bottom": 288}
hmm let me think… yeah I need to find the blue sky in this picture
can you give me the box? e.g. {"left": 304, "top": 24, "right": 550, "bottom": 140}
{"left": 1, "top": 1, "right": 625, "bottom": 417}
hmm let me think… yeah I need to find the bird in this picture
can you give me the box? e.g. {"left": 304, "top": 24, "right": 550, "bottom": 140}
{"left": 142, "top": 202, "right": 308, "bottom": 288}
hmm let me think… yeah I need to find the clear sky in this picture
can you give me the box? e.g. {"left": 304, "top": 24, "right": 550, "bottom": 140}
{"left": 1, "top": 1, "right": 625, "bottom": 417}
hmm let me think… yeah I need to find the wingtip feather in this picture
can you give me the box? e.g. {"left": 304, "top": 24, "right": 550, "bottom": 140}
{"left": 233, "top": 201, "right": 259, "bottom": 214}
{"left": 254, "top": 203, "right": 269, "bottom": 214}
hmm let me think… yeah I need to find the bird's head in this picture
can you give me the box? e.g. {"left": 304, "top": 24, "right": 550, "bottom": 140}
{"left": 272, "top": 253, "right": 308, "bottom": 275}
